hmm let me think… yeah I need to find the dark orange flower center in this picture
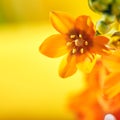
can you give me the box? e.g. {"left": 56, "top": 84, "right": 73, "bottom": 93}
{"left": 66, "top": 33, "right": 92, "bottom": 54}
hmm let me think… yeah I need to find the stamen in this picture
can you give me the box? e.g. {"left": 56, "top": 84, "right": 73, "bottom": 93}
{"left": 80, "top": 48, "right": 84, "bottom": 54}
{"left": 75, "top": 39, "right": 81, "bottom": 46}
{"left": 85, "top": 41, "right": 88, "bottom": 46}
{"left": 70, "top": 34, "right": 76, "bottom": 39}
{"left": 66, "top": 42, "right": 72, "bottom": 47}
{"left": 79, "top": 34, "right": 82, "bottom": 38}
{"left": 72, "top": 48, "right": 77, "bottom": 54}
{"left": 86, "top": 53, "right": 94, "bottom": 62}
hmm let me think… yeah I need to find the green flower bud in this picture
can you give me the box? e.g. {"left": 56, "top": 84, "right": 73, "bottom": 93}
{"left": 100, "top": 0, "right": 113, "bottom": 5}
{"left": 112, "top": 2, "right": 120, "bottom": 16}
{"left": 116, "top": 0, "right": 120, "bottom": 5}
{"left": 96, "top": 20, "right": 111, "bottom": 34}
{"left": 116, "top": 15, "right": 120, "bottom": 22}
{"left": 102, "top": 14, "right": 115, "bottom": 24}
{"left": 88, "top": 0, "right": 113, "bottom": 14}
{"left": 109, "top": 32, "right": 120, "bottom": 49}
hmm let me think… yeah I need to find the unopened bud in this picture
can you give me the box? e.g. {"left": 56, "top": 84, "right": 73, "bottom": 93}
{"left": 102, "top": 14, "right": 115, "bottom": 24}
{"left": 96, "top": 20, "right": 110, "bottom": 34}
{"left": 88, "top": 0, "right": 112, "bottom": 13}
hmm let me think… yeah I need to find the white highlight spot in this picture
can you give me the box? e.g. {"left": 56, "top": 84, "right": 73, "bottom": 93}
{"left": 79, "top": 34, "right": 82, "bottom": 38}
{"left": 70, "top": 34, "right": 76, "bottom": 39}
{"left": 80, "top": 48, "right": 84, "bottom": 54}
{"left": 66, "top": 42, "right": 72, "bottom": 47}
{"left": 85, "top": 41, "right": 88, "bottom": 46}
{"left": 75, "top": 39, "right": 81, "bottom": 46}
{"left": 104, "top": 114, "right": 116, "bottom": 120}
{"left": 72, "top": 48, "right": 77, "bottom": 54}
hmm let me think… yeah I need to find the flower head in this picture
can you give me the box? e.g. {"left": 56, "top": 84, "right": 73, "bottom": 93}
{"left": 69, "top": 87, "right": 120, "bottom": 120}
{"left": 69, "top": 60, "right": 120, "bottom": 120}
{"left": 100, "top": 50, "right": 120, "bottom": 104}
{"left": 39, "top": 11, "right": 109, "bottom": 78}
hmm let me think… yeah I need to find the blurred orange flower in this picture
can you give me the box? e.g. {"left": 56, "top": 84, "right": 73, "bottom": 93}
{"left": 103, "top": 72, "right": 120, "bottom": 100}
{"left": 99, "top": 50, "right": 120, "bottom": 100}
{"left": 69, "top": 60, "right": 120, "bottom": 120}
{"left": 102, "top": 50, "right": 120, "bottom": 72}
{"left": 69, "top": 87, "right": 120, "bottom": 120}
{"left": 39, "top": 11, "right": 109, "bottom": 78}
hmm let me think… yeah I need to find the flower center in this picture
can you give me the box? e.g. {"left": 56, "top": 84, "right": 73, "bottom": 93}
{"left": 66, "top": 34, "right": 90, "bottom": 54}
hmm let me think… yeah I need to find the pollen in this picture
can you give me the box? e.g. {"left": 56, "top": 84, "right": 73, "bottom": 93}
{"left": 80, "top": 48, "right": 84, "bottom": 54}
{"left": 66, "top": 41, "right": 72, "bottom": 47}
{"left": 75, "top": 39, "right": 81, "bottom": 46}
{"left": 70, "top": 34, "right": 76, "bottom": 39}
{"left": 72, "top": 48, "right": 77, "bottom": 54}
{"left": 85, "top": 41, "right": 88, "bottom": 46}
{"left": 79, "top": 34, "right": 82, "bottom": 38}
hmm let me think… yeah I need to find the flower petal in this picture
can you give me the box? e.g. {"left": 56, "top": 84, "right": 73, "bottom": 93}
{"left": 102, "top": 52, "right": 120, "bottom": 72}
{"left": 69, "top": 88, "right": 104, "bottom": 120}
{"left": 91, "top": 36, "right": 109, "bottom": 54}
{"left": 50, "top": 11, "right": 75, "bottom": 34}
{"left": 75, "top": 15, "right": 95, "bottom": 37}
{"left": 93, "top": 36, "right": 109, "bottom": 45}
{"left": 77, "top": 54, "right": 96, "bottom": 73}
{"left": 39, "top": 34, "right": 68, "bottom": 58}
{"left": 103, "top": 72, "right": 120, "bottom": 99}
{"left": 76, "top": 54, "right": 86, "bottom": 63}
{"left": 86, "top": 59, "right": 109, "bottom": 89}
{"left": 99, "top": 87, "right": 120, "bottom": 112}
{"left": 59, "top": 54, "right": 77, "bottom": 78}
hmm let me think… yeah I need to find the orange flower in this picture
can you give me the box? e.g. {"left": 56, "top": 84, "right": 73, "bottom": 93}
{"left": 69, "top": 88, "right": 105, "bottom": 120}
{"left": 101, "top": 51, "right": 120, "bottom": 99}
{"left": 69, "top": 87, "right": 120, "bottom": 120}
{"left": 103, "top": 72, "right": 120, "bottom": 100}
{"left": 69, "top": 60, "right": 120, "bottom": 120}
{"left": 102, "top": 50, "right": 120, "bottom": 72}
{"left": 101, "top": 71, "right": 120, "bottom": 112}
{"left": 39, "top": 11, "right": 109, "bottom": 78}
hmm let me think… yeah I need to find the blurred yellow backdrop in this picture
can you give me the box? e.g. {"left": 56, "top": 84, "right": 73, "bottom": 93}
{"left": 0, "top": 0, "right": 100, "bottom": 119}
{"left": 0, "top": 0, "right": 100, "bottom": 23}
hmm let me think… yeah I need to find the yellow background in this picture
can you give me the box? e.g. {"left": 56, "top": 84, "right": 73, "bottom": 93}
{"left": 0, "top": 0, "right": 100, "bottom": 119}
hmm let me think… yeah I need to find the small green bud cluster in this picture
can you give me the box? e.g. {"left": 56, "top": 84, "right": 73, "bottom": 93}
{"left": 88, "top": 0, "right": 120, "bottom": 22}
{"left": 96, "top": 14, "right": 116, "bottom": 34}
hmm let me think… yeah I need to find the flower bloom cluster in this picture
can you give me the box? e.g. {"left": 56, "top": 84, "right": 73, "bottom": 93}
{"left": 39, "top": 0, "right": 120, "bottom": 119}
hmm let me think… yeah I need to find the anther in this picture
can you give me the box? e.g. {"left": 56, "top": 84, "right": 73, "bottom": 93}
{"left": 75, "top": 39, "right": 81, "bottom": 46}
{"left": 70, "top": 34, "right": 76, "bottom": 39}
{"left": 85, "top": 41, "right": 88, "bottom": 46}
{"left": 79, "top": 34, "right": 82, "bottom": 38}
{"left": 72, "top": 48, "right": 77, "bottom": 54}
{"left": 80, "top": 48, "right": 84, "bottom": 54}
{"left": 66, "top": 42, "right": 72, "bottom": 47}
